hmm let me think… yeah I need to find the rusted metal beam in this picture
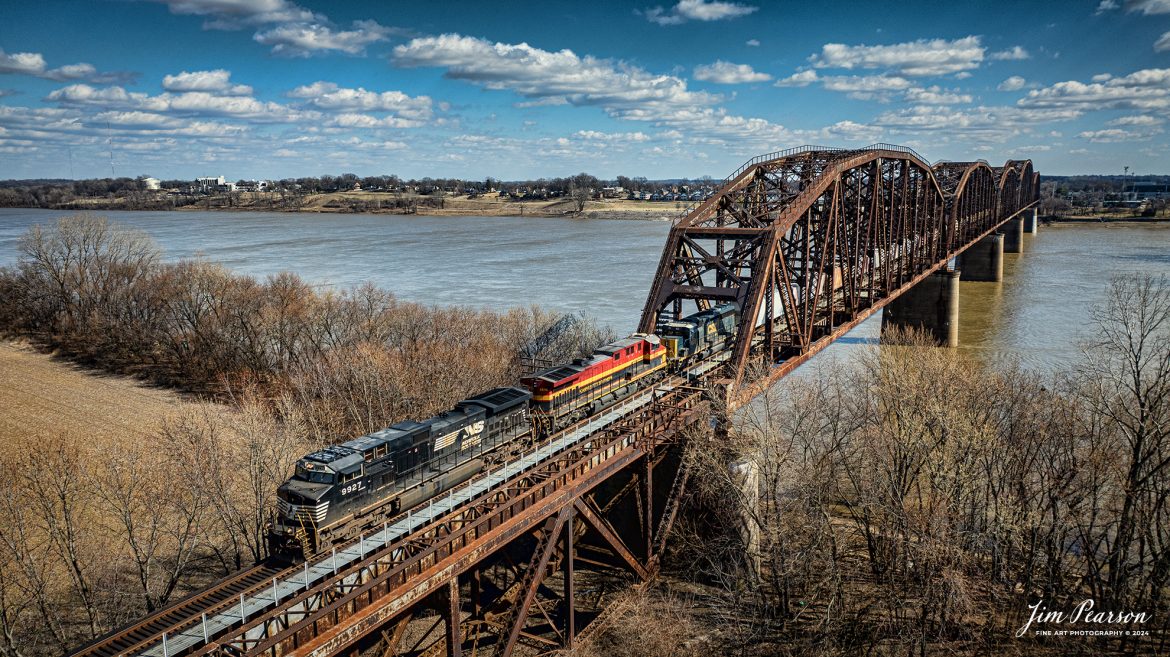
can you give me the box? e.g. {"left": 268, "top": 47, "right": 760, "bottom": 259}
{"left": 572, "top": 499, "right": 650, "bottom": 581}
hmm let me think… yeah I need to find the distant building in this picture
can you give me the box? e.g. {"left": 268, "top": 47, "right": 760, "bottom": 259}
{"left": 195, "top": 176, "right": 226, "bottom": 193}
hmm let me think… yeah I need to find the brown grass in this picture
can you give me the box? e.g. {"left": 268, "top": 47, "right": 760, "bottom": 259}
{"left": 0, "top": 339, "right": 213, "bottom": 450}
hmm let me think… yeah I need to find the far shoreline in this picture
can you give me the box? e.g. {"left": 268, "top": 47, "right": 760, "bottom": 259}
{"left": 0, "top": 190, "right": 686, "bottom": 222}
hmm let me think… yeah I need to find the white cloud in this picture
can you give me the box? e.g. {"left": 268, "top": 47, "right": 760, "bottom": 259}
{"left": 1156, "top": 31, "right": 1170, "bottom": 52}
{"left": 1096, "top": 0, "right": 1119, "bottom": 12}
{"left": 998, "top": 75, "right": 1026, "bottom": 91}
{"left": 1092, "top": 73, "right": 1113, "bottom": 82}
{"left": 149, "top": 0, "right": 320, "bottom": 28}
{"left": 745, "top": 39, "right": 760, "bottom": 47}
{"left": 287, "top": 81, "right": 433, "bottom": 121}
{"left": 990, "top": 46, "right": 1030, "bottom": 61}
{"left": 904, "top": 85, "right": 972, "bottom": 104}
{"left": 253, "top": 19, "right": 393, "bottom": 56}
{"left": 163, "top": 69, "right": 253, "bottom": 95}
{"left": 393, "top": 34, "right": 802, "bottom": 149}
{"left": 326, "top": 113, "right": 422, "bottom": 129}
{"left": 1108, "top": 114, "right": 1164, "bottom": 126}
{"left": 152, "top": 1, "right": 402, "bottom": 56}
{"left": 874, "top": 104, "right": 1082, "bottom": 140}
{"left": 0, "top": 49, "right": 132, "bottom": 83}
{"left": 0, "top": 50, "right": 47, "bottom": 76}
{"left": 810, "top": 36, "right": 985, "bottom": 76}
{"left": 1078, "top": 128, "right": 1152, "bottom": 142}
{"left": 392, "top": 34, "right": 719, "bottom": 119}
{"left": 693, "top": 60, "right": 771, "bottom": 84}
{"left": 573, "top": 130, "right": 652, "bottom": 142}
{"left": 1127, "top": 0, "right": 1170, "bottom": 15}
{"left": 46, "top": 83, "right": 317, "bottom": 123}
{"left": 642, "top": 0, "right": 757, "bottom": 25}
{"left": 821, "top": 75, "right": 912, "bottom": 93}
{"left": 1020, "top": 68, "right": 1170, "bottom": 112}
{"left": 774, "top": 70, "right": 818, "bottom": 87}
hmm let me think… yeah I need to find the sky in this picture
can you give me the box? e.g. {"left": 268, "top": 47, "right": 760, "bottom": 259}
{"left": 1, "top": 0, "right": 1168, "bottom": 181}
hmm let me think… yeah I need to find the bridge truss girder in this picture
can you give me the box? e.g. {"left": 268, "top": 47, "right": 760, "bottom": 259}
{"left": 639, "top": 146, "right": 1040, "bottom": 402}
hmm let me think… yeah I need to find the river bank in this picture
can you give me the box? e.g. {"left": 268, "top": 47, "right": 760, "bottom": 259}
{"left": 2, "top": 190, "right": 683, "bottom": 221}
{"left": 1044, "top": 214, "right": 1170, "bottom": 223}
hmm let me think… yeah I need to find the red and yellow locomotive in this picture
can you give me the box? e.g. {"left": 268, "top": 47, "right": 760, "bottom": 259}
{"left": 521, "top": 334, "right": 667, "bottom": 433}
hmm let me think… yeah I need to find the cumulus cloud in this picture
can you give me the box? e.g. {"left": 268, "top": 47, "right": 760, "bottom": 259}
{"left": 287, "top": 81, "right": 433, "bottom": 122}
{"left": 163, "top": 69, "right": 253, "bottom": 95}
{"left": 1078, "top": 128, "right": 1151, "bottom": 142}
{"left": 573, "top": 129, "right": 651, "bottom": 142}
{"left": 1096, "top": 0, "right": 1119, "bottom": 12}
{"left": 0, "top": 48, "right": 134, "bottom": 83}
{"left": 990, "top": 46, "right": 1030, "bottom": 61}
{"left": 46, "top": 82, "right": 317, "bottom": 123}
{"left": 149, "top": 0, "right": 321, "bottom": 28}
{"left": 774, "top": 70, "right": 818, "bottom": 87}
{"left": 393, "top": 34, "right": 719, "bottom": 117}
{"left": 904, "top": 85, "right": 972, "bottom": 104}
{"left": 746, "top": 39, "right": 760, "bottom": 47}
{"left": 693, "top": 60, "right": 771, "bottom": 84}
{"left": 998, "top": 75, "right": 1027, "bottom": 91}
{"left": 810, "top": 36, "right": 985, "bottom": 76}
{"left": 152, "top": 0, "right": 402, "bottom": 56}
{"left": 1019, "top": 68, "right": 1170, "bottom": 111}
{"left": 1108, "top": 114, "right": 1164, "bottom": 126}
{"left": 392, "top": 33, "right": 797, "bottom": 148}
{"left": 874, "top": 104, "right": 1082, "bottom": 140}
{"left": 642, "top": 0, "right": 757, "bottom": 25}
{"left": 254, "top": 19, "right": 394, "bottom": 56}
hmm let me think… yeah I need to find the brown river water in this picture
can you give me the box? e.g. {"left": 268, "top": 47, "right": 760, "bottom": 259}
{"left": 3, "top": 208, "right": 1169, "bottom": 374}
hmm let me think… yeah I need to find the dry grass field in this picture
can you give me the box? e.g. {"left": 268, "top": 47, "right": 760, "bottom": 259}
{"left": 0, "top": 339, "right": 206, "bottom": 449}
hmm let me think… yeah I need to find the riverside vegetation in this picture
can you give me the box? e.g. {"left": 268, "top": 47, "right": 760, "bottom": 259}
{"left": 0, "top": 214, "right": 611, "bottom": 656}
{"left": 577, "top": 283, "right": 1170, "bottom": 656}
{"left": 1, "top": 216, "right": 1167, "bottom": 656}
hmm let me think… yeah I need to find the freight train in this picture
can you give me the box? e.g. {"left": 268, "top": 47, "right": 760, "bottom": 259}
{"left": 269, "top": 302, "right": 740, "bottom": 559}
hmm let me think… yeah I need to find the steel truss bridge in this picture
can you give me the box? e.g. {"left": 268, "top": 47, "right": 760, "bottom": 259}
{"left": 73, "top": 145, "right": 1039, "bottom": 657}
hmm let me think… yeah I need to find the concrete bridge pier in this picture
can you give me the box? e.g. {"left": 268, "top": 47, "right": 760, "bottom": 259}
{"left": 1004, "top": 215, "right": 1025, "bottom": 253}
{"left": 958, "top": 233, "right": 1004, "bottom": 282}
{"left": 1023, "top": 207, "right": 1039, "bottom": 234}
{"left": 881, "top": 269, "right": 960, "bottom": 347}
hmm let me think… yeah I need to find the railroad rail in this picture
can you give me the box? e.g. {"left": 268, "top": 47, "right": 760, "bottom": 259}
{"left": 71, "top": 145, "right": 1040, "bottom": 657}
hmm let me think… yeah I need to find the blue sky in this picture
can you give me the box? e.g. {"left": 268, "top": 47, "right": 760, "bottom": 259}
{"left": 1, "top": 0, "right": 1168, "bottom": 180}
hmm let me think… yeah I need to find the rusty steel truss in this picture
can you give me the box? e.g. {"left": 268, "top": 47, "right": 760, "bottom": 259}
{"left": 640, "top": 144, "right": 1038, "bottom": 403}
{"left": 74, "top": 145, "right": 1038, "bottom": 657}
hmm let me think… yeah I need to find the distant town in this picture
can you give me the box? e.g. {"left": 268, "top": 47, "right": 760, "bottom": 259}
{"left": 0, "top": 171, "right": 1168, "bottom": 219}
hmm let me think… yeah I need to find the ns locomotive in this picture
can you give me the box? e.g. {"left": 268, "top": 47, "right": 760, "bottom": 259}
{"left": 269, "top": 386, "right": 531, "bottom": 558}
{"left": 269, "top": 302, "right": 740, "bottom": 560}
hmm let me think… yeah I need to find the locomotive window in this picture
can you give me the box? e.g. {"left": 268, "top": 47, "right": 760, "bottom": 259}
{"left": 296, "top": 464, "right": 335, "bottom": 484}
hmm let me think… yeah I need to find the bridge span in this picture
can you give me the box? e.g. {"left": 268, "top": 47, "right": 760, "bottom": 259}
{"left": 72, "top": 145, "right": 1039, "bottom": 657}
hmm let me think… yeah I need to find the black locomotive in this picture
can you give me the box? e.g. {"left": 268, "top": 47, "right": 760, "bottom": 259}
{"left": 270, "top": 386, "right": 531, "bottom": 558}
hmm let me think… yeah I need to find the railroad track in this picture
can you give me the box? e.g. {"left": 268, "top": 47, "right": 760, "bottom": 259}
{"left": 73, "top": 562, "right": 284, "bottom": 657}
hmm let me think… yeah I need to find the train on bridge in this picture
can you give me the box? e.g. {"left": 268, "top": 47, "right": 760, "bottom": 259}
{"left": 269, "top": 301, "right": 741, "bottom": 558}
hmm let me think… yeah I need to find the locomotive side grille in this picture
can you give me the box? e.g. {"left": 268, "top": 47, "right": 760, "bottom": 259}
{"left": 278, "top": 498, "right": 329, "bottom": 524}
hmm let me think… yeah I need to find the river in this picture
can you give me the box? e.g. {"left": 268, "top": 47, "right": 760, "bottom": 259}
{"left": 2, "top": 208, "right": 1168, "bottom": 373}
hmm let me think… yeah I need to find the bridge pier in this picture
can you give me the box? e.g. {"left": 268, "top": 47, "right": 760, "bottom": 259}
{"left": 881, "top": 269, "right": 960, "bottom": 347}
{"left": 958, "top": 233, "right": 1004, "bottom": 282}
{"left": 1004, "top": 215, "right": 1025, "bottom": 253}
{"left": 1023, "top": 207, "right": 1039, "bottom": 234}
